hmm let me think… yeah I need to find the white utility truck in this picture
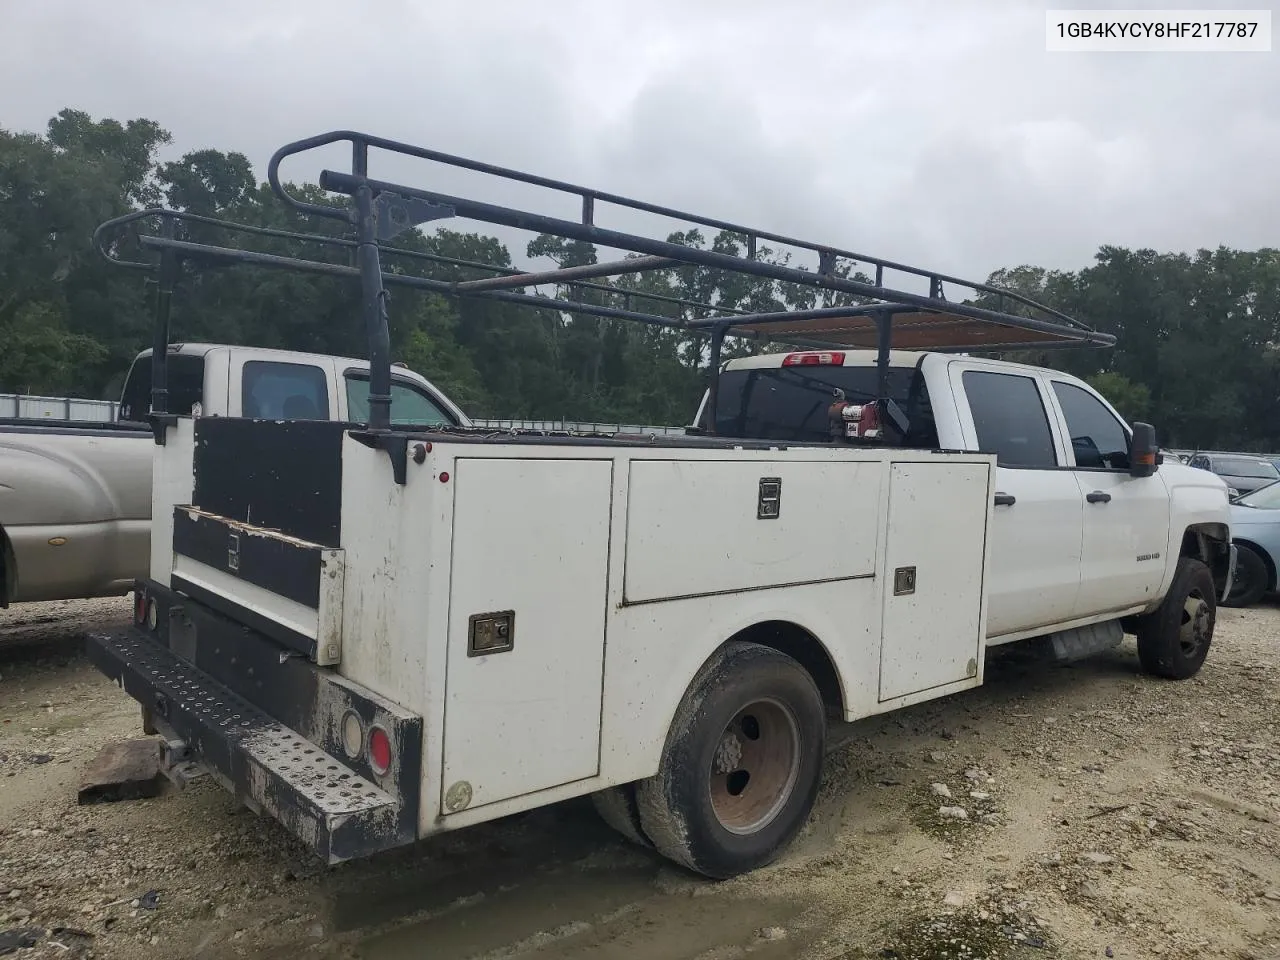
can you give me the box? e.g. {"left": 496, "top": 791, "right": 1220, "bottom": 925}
{"left": 84, "top": 132, "right": 1234, "bottom": 880}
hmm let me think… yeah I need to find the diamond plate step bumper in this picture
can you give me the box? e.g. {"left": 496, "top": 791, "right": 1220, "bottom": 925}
{"left": 86, "top": 627, "right": 414, "bottom": 863}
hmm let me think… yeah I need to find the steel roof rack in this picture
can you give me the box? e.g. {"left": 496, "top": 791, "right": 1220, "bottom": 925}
{"left": 94, "top": 206, "right": 791, "bottom": 440}
{"left": 96, "top": 130, "right": 1115, "bottom": 465}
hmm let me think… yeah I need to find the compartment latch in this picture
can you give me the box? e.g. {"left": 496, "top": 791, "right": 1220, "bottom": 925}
{"left": 757, "top": 477, "right": 782, "bottom": 520}
{"left": 468, "top": 611, "right": 515, "bottom": 657}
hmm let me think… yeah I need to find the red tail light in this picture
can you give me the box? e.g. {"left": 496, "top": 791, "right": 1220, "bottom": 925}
{"left": 782, "top": 351, "right": 845, "bottom": 367}
{"left": 368, "top": 726, "right": 393, "bottom": 776}
{"left": 133, "top": 590, "right": 147, "bottom": 625}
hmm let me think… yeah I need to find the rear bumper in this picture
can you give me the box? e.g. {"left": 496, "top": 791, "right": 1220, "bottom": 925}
{"left": 86, "top": 583, "right": 421, "bottom": 863}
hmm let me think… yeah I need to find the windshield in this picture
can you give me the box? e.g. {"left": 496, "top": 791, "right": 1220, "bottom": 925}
{"left": 1214, "top": 457, "right": 1279, "bottom": 480}
{"left": 706, "top": 363, "right": 938, "bottom": 446}
{"left": 1236, "top": 479, "right": 1280, "bottom": 508}
{"left": 345, "top": 375, "right": 457, "bottom": 426}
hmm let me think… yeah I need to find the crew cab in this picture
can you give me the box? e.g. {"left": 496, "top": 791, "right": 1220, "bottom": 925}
{"left": 695, "top": 349, "right": 1235, "bottom": 649}
{"left": 0, "top": 343, "right": 467, "bottom": 606}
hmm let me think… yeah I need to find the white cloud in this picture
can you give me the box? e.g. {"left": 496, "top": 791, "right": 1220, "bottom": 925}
{"left": 3, "top": 0, "right": 1276, "bottom": 283}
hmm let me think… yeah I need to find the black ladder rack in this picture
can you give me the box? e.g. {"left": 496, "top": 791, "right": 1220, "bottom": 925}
{"left": 96, "top": 130, "right": 1115, "bottom": 458}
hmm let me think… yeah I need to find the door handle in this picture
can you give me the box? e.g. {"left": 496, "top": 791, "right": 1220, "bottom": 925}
{"left": 993, "top": 492, "right": 1016, "bottom": 506}
{"left": 1086, "top": 490, "right": 1112, "bottom": 504}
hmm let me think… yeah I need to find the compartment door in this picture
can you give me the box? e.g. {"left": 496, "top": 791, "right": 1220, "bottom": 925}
{"left": 879, "top": 461, "right": 991, "bottom": 702}
{"left": 442, "top": 457, "right": 613, "bottom": 813}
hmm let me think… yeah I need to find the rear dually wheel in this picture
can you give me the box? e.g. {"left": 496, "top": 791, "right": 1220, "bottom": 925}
{"left": 634, "top": 641, "right": 826, "bottom": 879}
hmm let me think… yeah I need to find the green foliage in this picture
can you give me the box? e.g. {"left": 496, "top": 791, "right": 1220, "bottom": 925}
{"left": 983, "top": 246, "right": 1280, "bottom": 450}
{"left": 0, "top": 301, "right": 107, "bottom": 393}
{"left": 398, "top": 296, "right": 491, "bottom": 411}
{"left": 1086, "top": 371, "right": 1152, "bottom": 423}
{"left": 1, "top": 109, "right": 1278, "bottom": 450}
{"left": 160, "top": 149, "right": 255, "bottom": 214}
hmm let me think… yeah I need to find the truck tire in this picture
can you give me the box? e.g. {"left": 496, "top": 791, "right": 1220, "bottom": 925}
{"left": 591, "top": 784, "right": 651, "bottom": 848}
{"left": 1222, "top": 543, "right": 1268, "bottom": 608}
{"left": 634, "top": 641, "right": 826, "bottom": 879}
{"left": 1134, "top": 557, "right": 1216, "bottom": 679}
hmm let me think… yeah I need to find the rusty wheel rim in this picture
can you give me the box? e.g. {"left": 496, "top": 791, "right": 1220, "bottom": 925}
{"left": 707, "top": 697, "right": 802, "bottom": 836}
{"left": 1180, "top": 594, "right": 1211, "bottom": 657}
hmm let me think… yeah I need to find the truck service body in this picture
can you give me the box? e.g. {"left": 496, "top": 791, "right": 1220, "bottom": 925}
{"left": 123, "top": 417, "right": 996, "bottom": 866}
{"left": 82, "top": 132, "right": 1233, "bottom": 879}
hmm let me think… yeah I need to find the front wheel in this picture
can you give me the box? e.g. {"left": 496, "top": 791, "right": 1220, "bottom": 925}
{"left": 1222, "top": 543, "right": 1268, "bottom": 608}
{"left": 634, "top": 641, "right": 826, "bottom": 879}
{"left": 1134, "top": 557, "right": 1216, "bottom": 679}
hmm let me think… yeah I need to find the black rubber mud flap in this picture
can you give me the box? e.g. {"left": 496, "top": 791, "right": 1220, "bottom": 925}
{"left": 591, "top": 783, "right": 652, "bottom": 848}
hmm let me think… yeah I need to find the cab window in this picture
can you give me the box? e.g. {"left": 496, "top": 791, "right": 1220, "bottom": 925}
{"left": 961, "top": 371, "right": 1058, "bottom": 468}
{"left": 119, "top": 354, "right": 205, "bottom": 421}
{"left": 242, "top": 361, "right": 330, "bottom": 420}
{"left": 344, "top": 375, "right": 455, "bottom": 426}
{"left": 709, "top": 363, "right": 938, "bottom": 446}
{"left": 1051, "top": 381, "right": 1130, "bottom": 470}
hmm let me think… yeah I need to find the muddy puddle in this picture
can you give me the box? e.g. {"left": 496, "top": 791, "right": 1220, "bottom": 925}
{"left": 354, "top": 863, "right": 802, "bottom": 959}
{"left": 302, "top": 801, "right": 809, "bottom": 960}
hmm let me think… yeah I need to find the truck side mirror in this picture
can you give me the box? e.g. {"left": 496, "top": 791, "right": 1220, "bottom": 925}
{"left": 1130, "top": 422, "right": 1159, "bottom": 477}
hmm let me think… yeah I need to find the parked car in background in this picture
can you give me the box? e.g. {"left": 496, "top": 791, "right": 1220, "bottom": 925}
{"left": 0, "top": 343, "right": 468, "bottom": 607}
{"left": 1224, "top": 479, "right": 1280, "bottom": 607}
{"left": 1187, "top": 452, "right": 1280, "bottom": 497}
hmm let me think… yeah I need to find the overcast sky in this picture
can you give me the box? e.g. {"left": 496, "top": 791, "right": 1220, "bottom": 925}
{"left": 3, "top": 0, "right": 1276, "bottom": 286}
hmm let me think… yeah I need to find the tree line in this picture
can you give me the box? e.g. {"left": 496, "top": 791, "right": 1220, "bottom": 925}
{"left": 2, "top": 110, "right": 1277, "bottom": 451}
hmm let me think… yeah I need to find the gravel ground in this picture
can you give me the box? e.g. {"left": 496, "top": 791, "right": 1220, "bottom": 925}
{"left": 1, "top": 597, "right": 1278, "bottom": 960}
